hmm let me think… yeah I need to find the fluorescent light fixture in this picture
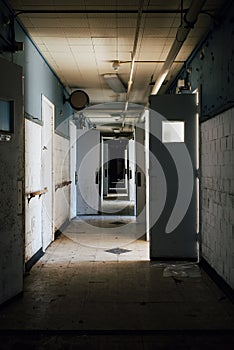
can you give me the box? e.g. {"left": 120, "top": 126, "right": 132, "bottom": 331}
{"left": 103, "top": 74, "right": 127, "bottom": 93}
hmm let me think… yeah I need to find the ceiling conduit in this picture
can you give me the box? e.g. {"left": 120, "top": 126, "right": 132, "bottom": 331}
{"left": 151, "top": 0, "right": 206, "bottom": 95}
{"left": 122, "top": 0, "right": 144, "bottom": 128}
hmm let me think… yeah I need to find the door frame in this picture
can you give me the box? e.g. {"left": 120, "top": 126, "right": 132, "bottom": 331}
{"left": 41, "top": 95, "right": 54, "bottom": 249}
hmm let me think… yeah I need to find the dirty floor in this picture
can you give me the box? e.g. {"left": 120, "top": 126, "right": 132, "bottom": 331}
{"left": 0, "top": 216, "right": 234, "bottom": 349}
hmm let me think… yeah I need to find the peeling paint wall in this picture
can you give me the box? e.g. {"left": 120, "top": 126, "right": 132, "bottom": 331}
{"left": 168, "top": 1, "right": 234, "bottom": 119}
{"left": 25, "top": 119, "right": 42, "bottom": 262}
{"left": 0, "top": 57, "right": 24, "bottom": 304}
{"left": 12, "top": 21, "right": 73, "bottom": 137}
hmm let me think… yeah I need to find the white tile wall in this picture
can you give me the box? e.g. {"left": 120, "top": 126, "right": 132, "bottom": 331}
{"left": 25, "top": 122, "right": 71, "bottom": 263}
{"left": 201, "top": 107, "right": 234, "bottom": 288}
{"left": 25, "top": 119, "right": 42, "bottom": 262}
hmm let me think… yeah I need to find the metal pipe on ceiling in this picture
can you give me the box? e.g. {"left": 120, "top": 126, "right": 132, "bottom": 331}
{"left": 121, "top": 0, "right": 144, "bottom": 128}
{"left": 14, "top": 9, "right": 189, "bottom": 16}
{"left": 151, "top": 0, "right": 206, "bottom": 95}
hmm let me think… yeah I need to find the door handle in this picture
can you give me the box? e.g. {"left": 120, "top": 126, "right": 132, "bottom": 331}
{"left": 95, "top": 171, "right": 99, "bottom": 184}
{"left": 17, "top": 180, "right": 23, "bottom": 214}
{"left": 137, "top": 172, "right": 141, "bottom": 187}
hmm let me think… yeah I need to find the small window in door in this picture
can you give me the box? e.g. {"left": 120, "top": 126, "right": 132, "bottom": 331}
{"left": 162, "top": 121, "right": 184, "bottom": 143}
{"left": 0, "top": 100, "right": 14, "bottom": 133}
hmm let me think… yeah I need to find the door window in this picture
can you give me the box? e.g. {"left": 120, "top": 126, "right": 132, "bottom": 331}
{"left": 162, "top": 121, "right": 184, "bottom": 143}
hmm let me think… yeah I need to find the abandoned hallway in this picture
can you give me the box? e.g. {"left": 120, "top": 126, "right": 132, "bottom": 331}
{"left": 1, "top": 0, "right": 234, "bottom": 348}
{"left": 0, "top": 215, "right": 234, "bottom": 349}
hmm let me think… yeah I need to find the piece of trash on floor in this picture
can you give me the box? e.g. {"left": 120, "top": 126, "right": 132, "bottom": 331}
{"left": 163, "top": 263, "right": 201, "bottom": 278}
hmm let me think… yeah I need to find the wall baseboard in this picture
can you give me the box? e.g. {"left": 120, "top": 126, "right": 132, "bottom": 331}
{"left": 24, "top": 220, "right": 70, "bottom": 272}
{"left": 150, "top": 257, "right": 197, "bottom": 262}
{"left": 0, "top": 291, "right": 24, "bottom": 309}
{"left": 25, "top": 248, "right": 44, "bottom": 273}
{"left": 54, "top": 219, "right": 70, "bottom": 240}
{"left": 200, "top": 258, "right": 234, "bottom": 304}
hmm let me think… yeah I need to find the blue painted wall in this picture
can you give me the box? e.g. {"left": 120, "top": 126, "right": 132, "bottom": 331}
{"left": 0, "top": 1, "right": 72, "bottom": 137}
{"left": 13, "top": 22, "right": 73, "bottom": 136}
{"left": 167, "top": 0, "right": 234, "bottom": 120}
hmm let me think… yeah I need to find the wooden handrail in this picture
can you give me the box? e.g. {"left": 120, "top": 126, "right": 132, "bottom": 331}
{"left": 55, "top": 180, "right": 72, "bottom": 191}
{"left": 26, "top": 187, "right": 48, "bottom": 203}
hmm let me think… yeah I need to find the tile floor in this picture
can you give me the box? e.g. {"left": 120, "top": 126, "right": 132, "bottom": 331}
{"left": 0, "top": 215, "right": 234, "bottom": 349}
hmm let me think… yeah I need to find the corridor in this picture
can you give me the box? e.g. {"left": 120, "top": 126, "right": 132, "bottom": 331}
{"left": 0, "top": 0, "right": 234, "bottom": 348}
{"left": 0, "top": 216, "right": 234, "bottom": 349}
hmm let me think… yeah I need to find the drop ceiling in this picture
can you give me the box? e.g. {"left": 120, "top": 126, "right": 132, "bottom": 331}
{"left": 7, "top": 0, "right": 227, "bottom": 131}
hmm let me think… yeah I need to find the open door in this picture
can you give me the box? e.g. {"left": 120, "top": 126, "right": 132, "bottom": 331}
{"left": 149, "top": 94, "right": 199, "bottom": 259}
{"left": 41, "top": 96, "right": 54, "bottom": 250}
{"left": 128, "top": 139, "right": 136, "bottom": 205}
{"left": 0, "top": 58, "right": 24, "bottom": 304}
{"left": 76, "top": 129, "right": 101, "bottom": 215}
{"left": 102, "top": 139, "right": 109, "bottom": 198}
{"left": 135, "top": 123, "right": 146, "bottom": 222}
{"left": 69, "top": 121, "right": 77, "bottom": 219}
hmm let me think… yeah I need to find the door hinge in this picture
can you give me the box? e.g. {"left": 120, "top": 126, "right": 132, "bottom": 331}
{"left": 17, "top": 180, "right": 23, "bottom": 214}
{"left": 195, "top": 169, "right": 200, "bottom": 178}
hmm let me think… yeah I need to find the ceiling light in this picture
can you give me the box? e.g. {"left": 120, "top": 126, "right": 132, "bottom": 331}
{"left": 112, "top": 60, "right": 121, "bottom": 71}
{"left": 103, "top": 74, "right": 127, "bottom": 93}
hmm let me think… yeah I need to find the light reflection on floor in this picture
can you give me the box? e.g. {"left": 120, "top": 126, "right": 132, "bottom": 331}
{"left": 62, "top": 214, "right": 149, "bottom": 261}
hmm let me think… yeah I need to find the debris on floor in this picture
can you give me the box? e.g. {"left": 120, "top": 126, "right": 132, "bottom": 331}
{"left": 163, "top": 263, "right": 201, "bottom": 278}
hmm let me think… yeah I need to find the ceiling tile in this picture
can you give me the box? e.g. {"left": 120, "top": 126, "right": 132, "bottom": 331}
{"left": 92, "top": 38, "right": 117, "bottom": 46}
{"left": 26, "top": 18, "right": 60, "bottom": 27}
{"left": 27, "top": 27, "right": 64, "bottom": 37}
{"left": 62, "top": 28, "right": 91, "bottom": 37}
{"left": 58, "top": 18, "right": 89, "bottom": 27}
{"left": 70, "top": 46, "right": 94, "bottom": 53}
{"left": 67, "top": 37, "right": 92, "bottom": 45}
{"left": 90, "top": 28, "right": 117, "bottom": 37}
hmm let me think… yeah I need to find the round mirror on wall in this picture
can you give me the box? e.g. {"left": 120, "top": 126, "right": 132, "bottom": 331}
{"left": 68, "top": 90, "right": 89, "bottom": 110}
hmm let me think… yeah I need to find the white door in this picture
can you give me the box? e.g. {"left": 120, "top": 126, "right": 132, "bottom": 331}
{"left": 76, "top": 129, "right": 101, "bottom": 215}
{"left": 128, "top": 139, "right": 136, "bottom": 204}
{"left": 41, "top": 96, "right": 54, "bottom": 250}
{"left": 0, "top": 58, "right": 24, "bottom": 304}
{"left": 124, "top": 147, "right": 128, "bottom": 194}
{"left": 135, "top": 123, "right": 146, "bottom": 222}
{"left": 69, "top": 121, "right": 77, "bottom": 219}
{"left": 144, "top": 110, "right": 150, "bottom": 241}
{"left": 102, "top": 141, "right": 109, "bottom": 197}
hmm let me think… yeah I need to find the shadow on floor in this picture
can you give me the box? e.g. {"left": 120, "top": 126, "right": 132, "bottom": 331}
{"left": 0, "top": 217, "right": 234, "bottom": 349}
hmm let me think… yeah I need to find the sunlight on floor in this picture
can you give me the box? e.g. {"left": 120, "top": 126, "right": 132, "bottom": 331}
{"left": 62, "top": 215, "right": 149, "bottom": 261}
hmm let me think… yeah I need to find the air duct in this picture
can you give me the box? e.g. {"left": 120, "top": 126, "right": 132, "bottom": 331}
{"left": 151, "top": 0, "right": 206, "bottom": 95}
